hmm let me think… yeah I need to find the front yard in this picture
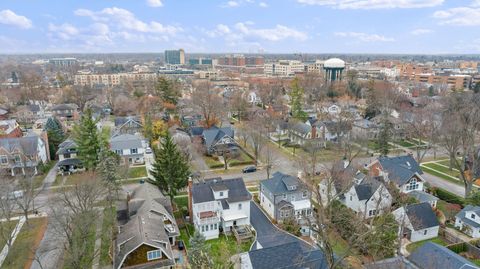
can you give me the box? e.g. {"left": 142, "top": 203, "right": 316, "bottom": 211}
{"left": 2, "top": 217, "right": 48, "bottom": 269}
{"left": 127, "top": 166, "right": 147, "bottom": 178}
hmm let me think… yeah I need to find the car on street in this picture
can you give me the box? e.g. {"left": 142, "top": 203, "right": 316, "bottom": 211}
{"left": 242, "top": 166, "right": 257, "bottom": 173}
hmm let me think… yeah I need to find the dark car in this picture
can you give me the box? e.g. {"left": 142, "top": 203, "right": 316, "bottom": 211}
{"left": 178, "top": 240, "right": 185, "bottom": 250}
{"left": 242, "top": 166, "right": 257, "bottom": 173}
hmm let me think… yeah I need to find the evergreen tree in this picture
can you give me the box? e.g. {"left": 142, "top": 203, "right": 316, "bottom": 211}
{"left": 73, "top": 109, "right": 102, "bottom": 171}
{"left": 155, "top": 77, "right": 180, "bottom": 105}
{"left": 44, "top": 117, "right": 65, "bottom": 159}
{"left": 377, "top": 112, "right": 392, "bottom": 156}
{"left": 289, "top": 78, "right": 308, "bottom": 121}
{"left": 428, "top": 85, "right": 435, "bottom": 96}
{"left": 188, "top": 231, "right": 213, "bottom": 269}
{"left": 150, "top": 132, "right": 190, "bottom": 204}
{"left": 98, "top": 150, "right": 121, "bottom": 183}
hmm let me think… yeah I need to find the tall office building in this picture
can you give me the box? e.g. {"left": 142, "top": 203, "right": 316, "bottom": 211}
{"left": 164, "top": 49, "right": 185, "bottom": 65}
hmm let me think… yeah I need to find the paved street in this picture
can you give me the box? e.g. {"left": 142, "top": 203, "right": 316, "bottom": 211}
{"left": 250, "top": 201, "right": 311, "bottom": 251}
{"left": 422, "top": 172, "right": 466, "bottom": 198}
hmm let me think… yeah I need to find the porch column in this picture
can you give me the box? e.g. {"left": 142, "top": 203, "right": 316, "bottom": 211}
{"left": 11, "top": 168, "right": 15, "bottom": 176}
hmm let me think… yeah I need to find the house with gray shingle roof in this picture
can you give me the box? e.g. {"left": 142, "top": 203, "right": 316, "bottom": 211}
{"left": 114, "top": 182, "right": 179, "bottom": 269}
{"left": 188, "top": 177, "right": 251, "bottom": 240}
{"left": 110, "top": 133, "right": 145, "bottom": 165}
{"left": 259, "top": 172, "right": 312, "bottom": 224}
{"left": 0, "top": 134, "right": 48, "bottom": 176}
{"left": 201, "top": 126, "right": 237, "bottom": 155}
{"left": 343, "top": 176, "right": 392, "bottom": 218}
{"left": 367, "top": 155, "right": 425, "bottom": 193}
{"left": 56, "top": 138, "right": 83, "bottom": 174}
{"left": 408, "top": 190, "right": 439, "bottom": 208}
{"left": 408, "top": 242, "right": 478, "bottom": 269}
{"left": 393, "top": 202, "right": 440, "bottom": 242}
{"left": 455, "top": 205, "right": 480, "bottom": 238}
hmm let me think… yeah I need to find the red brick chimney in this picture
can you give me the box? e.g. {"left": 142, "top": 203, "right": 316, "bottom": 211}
{"left": 187, "top": 177, "right": 193, "bottom": 223}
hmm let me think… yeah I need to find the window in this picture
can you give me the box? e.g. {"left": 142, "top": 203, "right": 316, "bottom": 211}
{"left": 115, "top": 149, "right": 122, "bottom": 155}
{"left": 423, "top": 230, "right": 428, "bottom": 235}
{"left": 206, "top": 225, "right": 209, "bottom": 231}
{"left": 220, "top": 191, "right": 223, "bottom": 197}
{"left": 280, "top": 211, "right": 284, "bottom": 217}
{"left": 302, "top": 191, "right": 308, "bottom": 198}
{"left": 64, "top": 153, "right": 71, "bottom": 159}
{"left": 283, "top": 194, "right": 287, "bottom": 199}
{"left": 211, "top": 224, "right": 214, "bottom": 230}
{"left": 0, "top": 155, "right": 7, "bottom": 164}
{"left": 14, "top": 155, "right": 21, "bottom": 164}
{"left": 201, "top": 226, "right": 205, "bottom": 232}
{"left": 214, "top": 224, "right": 217, "bottom": 229}
{"left": 369, "top": 210, "right": 377, "bottom": 217}
{"left": 407, "top": 178, "right": 419, "bottom": 191}
{"left": 291, "top": 195, "right": 295, "bottom": 201}
{"left": 350, "top": 195, "right": 353, "bottom": 201}
{"left": 238, "top": 203, "right": 242, "bottom": 210}
{"left": 131, "top": 148, "right": 138, "bottom": 154}
{"left": 147, "top": 250, "right": 161, "bottom": 261}
{"left": 472, "top": 214, "right": 476, "bottom": 219}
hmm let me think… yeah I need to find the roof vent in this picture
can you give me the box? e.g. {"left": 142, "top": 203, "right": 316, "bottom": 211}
{"left": 406, "top": 161, "right": 411, "bottom": 167}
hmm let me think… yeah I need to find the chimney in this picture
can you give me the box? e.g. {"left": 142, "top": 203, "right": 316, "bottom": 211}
{"left": 311, "top": 125, "right": 317, "bottom": 139}
{"left": 187, "top": 177, "right": 193, "bottom": 223}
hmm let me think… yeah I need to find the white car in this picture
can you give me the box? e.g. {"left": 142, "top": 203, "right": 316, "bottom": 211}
{"left": 145, "top": 147, "right": 152, "bottom": 154}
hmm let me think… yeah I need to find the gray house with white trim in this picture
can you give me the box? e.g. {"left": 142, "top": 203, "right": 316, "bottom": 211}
{"left": 393, "top": 202, "right": 439, "bottom": 242}
{"left": 455, "top": 205, "right": 480, "bottom": 238}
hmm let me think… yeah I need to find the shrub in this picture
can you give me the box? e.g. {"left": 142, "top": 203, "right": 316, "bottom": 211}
{"left": 434, "top": 188, "right": 465, "bottom": 206}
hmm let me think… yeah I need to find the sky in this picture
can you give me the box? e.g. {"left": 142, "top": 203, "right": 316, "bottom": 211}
{"left": 0, "top": 0, "right": 480, "bottom": 54}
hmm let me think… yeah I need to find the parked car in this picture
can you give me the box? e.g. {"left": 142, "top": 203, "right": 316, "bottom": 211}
{"left": 145, "top": 147, "right": 152, "bottom": 154}
{"left": 242, "top": 166, "right": 257, "bottom": 173}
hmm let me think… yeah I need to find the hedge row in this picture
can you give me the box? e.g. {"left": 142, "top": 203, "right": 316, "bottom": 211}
{"left": 434, "top": 188, "right": 465, "bottom": 206}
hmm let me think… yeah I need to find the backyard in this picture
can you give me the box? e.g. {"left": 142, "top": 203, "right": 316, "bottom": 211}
{"left": 406, "top": 237, "right": 449, "bottom": 253}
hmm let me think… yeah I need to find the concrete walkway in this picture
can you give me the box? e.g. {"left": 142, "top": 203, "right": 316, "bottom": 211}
{"left": 0, "top": 216, "right": 26, "bottom": 267}
{"left": 91, "top": 210, "right": 105, "bottom": 269}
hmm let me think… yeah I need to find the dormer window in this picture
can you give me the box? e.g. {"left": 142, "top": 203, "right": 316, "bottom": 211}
{"left": 472, "top": 214, "right": 476, "bottom": 219}
{"left": 220, "top": 191, "right": 223, "bottom": 197}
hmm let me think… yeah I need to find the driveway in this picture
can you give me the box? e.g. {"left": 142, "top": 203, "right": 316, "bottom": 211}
{"left": 250, "top": 201, "right": 311, "bottom": 251}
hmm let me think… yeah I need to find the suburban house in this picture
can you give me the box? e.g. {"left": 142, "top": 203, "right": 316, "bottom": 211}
{"left": 342, "top": 176, "right": 393, "bottom": 218}
{"left": 114, "top": 116, "right": 143, "bottom": 135}
{"left": 50, "top": 104, "right": 78, "bottom": 120}
{"left": 371, "top": 114, "right": 406, "bottom": 139}
{"left": 408, "top": 242, "right": 478, "bottom": 269}
{"left": 240, "top": 241, "right": 328, "bottom": 269}
{"left": 352, "top": 119, "right": 379, "bottom": 140}
{"left": 56, "top": 139, "right": 83, "bottom": 174}
{"left": 115, "top": 183, "right": 179, "bottom": 269}
{"left": 110, "top": 133, "right": 145, "bottom": 165}
{"left": 366, "top": 242, "right": 478, "bottom": 269}
{"left": 201, "top": 126, "right": 237, "bottom": 155}
{"left": 188, "top": 177, "right": 252, "bottom": 240}
{"left": 455, "top": 205, "right": 480, "bottom": 238}
{"left": 318, "top": 160, "right": 364, "bottom": 206}
{"left": 259, "top": 172, "right": 312, "bottom": 225}
{"left": 367, "top": 155, "right": 425, "bottom": 193}
{"left": 393, "top": 202, "right": 440, "bottom": 242}
{"left": 0, "top": 133, "right": 49, "bottom": 176}
{"left": 408, "top": 190, "right": 439, "bottom": 208}
{"left": 0, "top": 119, "right": 23, "bottom": 138}
{"left": 14, "top": 104, "right": 44, "bottom": 123}
{"left": 288, "top": 121, "right": 326, "bottom": 146}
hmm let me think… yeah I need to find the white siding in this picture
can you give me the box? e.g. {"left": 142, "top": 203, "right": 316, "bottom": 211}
{"left": 260, "top": 192, "right": 275, "bottom": 219}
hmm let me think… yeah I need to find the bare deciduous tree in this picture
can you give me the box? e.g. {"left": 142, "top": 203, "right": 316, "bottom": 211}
{"left": 191, "top": 82, "right": 223, "bottom": 128}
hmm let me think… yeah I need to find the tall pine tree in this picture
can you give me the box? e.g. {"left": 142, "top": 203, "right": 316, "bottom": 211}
{"left": 73, "top": 109, "right": 102, "bottom": 171}
{"left": 44, "top": 117, "right": 65, "bottom": 159}
{"left": 150, "top": 132, "right": 190, "bottom": 204}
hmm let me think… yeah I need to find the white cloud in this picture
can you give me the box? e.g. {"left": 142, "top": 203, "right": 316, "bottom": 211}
{"left": 234, "top": 23, "right": 308, "bottom": 41}
{"left": 471, "top": 0, "right": 480, "bottom": 7}
{"left": 146, "top": 0, "right": 163, "bottom": 7}
{"left": 223, "top": 1, "right": 240, "bottom": 7}
{"left": 433, "top": 7, "right": 480, "bottom": 26}
{"left": 75, "top": 7, "right": 182, "bottom": 34}
{"left": 297, "top": 0, "right": 443, "bottom": 9}
{"left": 48, "top": 23, "right": 80, "bottom": 40}
{"left": 335, "top": 32, "right": 394, "bottom": 42}
{"left": 0, "top": 9, "right": 32, "bottom": 29}
{"left": 259, "top": 2, "right": 268, "bottom": 7}
{"left": 410, "top": 28, "right": 433, "bottom": 35}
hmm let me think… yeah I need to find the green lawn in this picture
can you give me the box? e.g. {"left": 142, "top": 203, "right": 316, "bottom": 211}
{"left": 395, "top": 139, "right": 416, "bottom": 148}
{"left": 2, "top": 217, "right": 48, "bottom": 269}
{"left": 423, "top": 163, "right": 460, "bottom": 178}
{"left": 127, "top": 166, "right": 147, "bottom": 178}
{"left": 174, "top": 196, "right": 188, "bottom": 209}
{"left": 207, "top": 235, "right": 252, "bottom": 266}
{"left": 204, "top": 156, "right": 224, "bottom": 169}
{"left": 0, "top": 220, "right": 19, "bottom": 249}
{"left": 421, "top": 165, "right": 462, "bottom": 185}
{"left": 63, "top": 173, "right": 92, "bottom": 185}
{"left": 406, "top": 237, "right": 449, "bottom": 253}
{"left": 229, "top": 151, "right": 255, "bottom": 167}
{"left": 99, "top": 207, "right": 116, "bottom": 266}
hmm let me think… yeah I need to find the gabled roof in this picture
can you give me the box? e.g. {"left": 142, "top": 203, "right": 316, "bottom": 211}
{"left": 355, "top": 179, "right": 381, "bottom": 201}
{"left": 56, "top": 139, "right": 77, "bottom": 155}
{"left": 377, "top": 155, "right": 423, "bottom": 186}
{"left": 191, "top": 177, "right": 251, "bottom": 204}
{"left": 0, "top": 135, "right": 40, "bottom": 156}
{"left": 247, "top": 241, "right": 328, "bottom": 269}
{"left": 456, "top": 205, "right": 480, "bottom": 229}
{"left": 404, "top": 202, "right": 439, "bottom": 230}
{"left": 115, "top": 183, "right": 177, "bottom": 269}
{"left": 261, "top": 172, "right": 306, "bottom": 196}
{"left": 110, "top": 133, "right": 143, "bottom": 150}
{"left": 202, "top": 126, "right": 234, "bottom": 149}
{"left": 408, "top": 242, "right": 478, "bottom": 269}
{"left": 408, "top": 190, "right": 439, "bottom": 204}
{"left": 114, "top": 116, "right": 142, "bottom": 127}
{"left": 51, "top": 104, "right": 76, "bottom": 111}
{"left": 366, "top": 256, "right": 418, "bottom": 269}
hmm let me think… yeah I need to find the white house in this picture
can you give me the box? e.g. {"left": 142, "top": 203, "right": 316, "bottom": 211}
{"left": 393, "top": 202, "right": 440, "bottom": 242}
{"left": 455, "top": 205, "right": 480, "bottom": 238}
{"left": 110, "top": 133, "right": 145, "bottom": 165}
{"left": 247, "top": 91, "right": 261, "bottom": 105}
{"left": 188, "top": 177, "right": 251, "bottom": 240}
{"left": 343, "top": 177, "right": 393, "bottom": 218}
